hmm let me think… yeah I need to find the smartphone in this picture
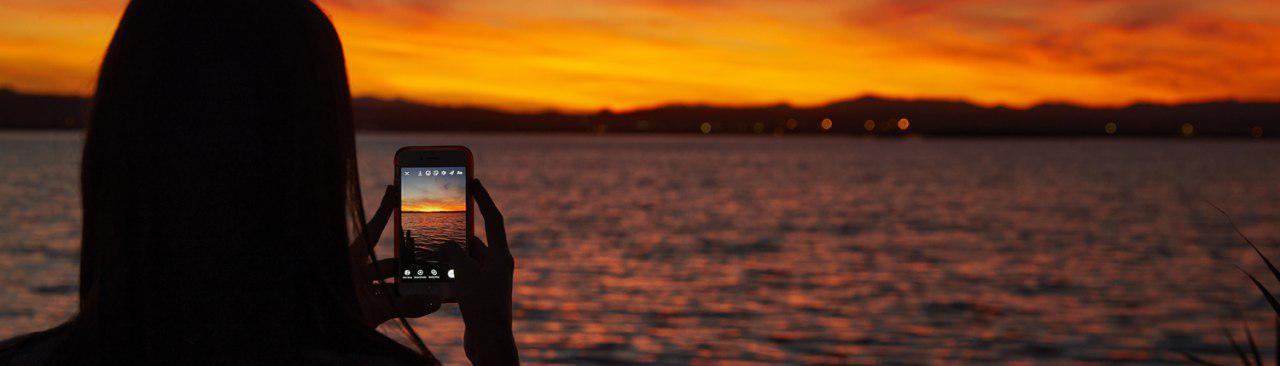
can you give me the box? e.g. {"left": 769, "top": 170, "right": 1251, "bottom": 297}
{"left": 394, "top": 146, "right": 473, "bottom": 301}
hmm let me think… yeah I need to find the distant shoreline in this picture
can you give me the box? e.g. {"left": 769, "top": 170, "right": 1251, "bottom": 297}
{"left": 2, "top": 89, "right": 1275, "bottom": 138}
{"left": 402, "top": 210, "right": 465, "bottom": 214}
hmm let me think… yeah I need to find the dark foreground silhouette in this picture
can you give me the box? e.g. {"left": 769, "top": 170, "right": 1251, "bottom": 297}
{"left": 0, "top": 0, "right": 517, "bottom": 364}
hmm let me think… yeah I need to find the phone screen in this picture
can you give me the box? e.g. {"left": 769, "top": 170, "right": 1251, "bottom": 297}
{"left": 399, "top": 166, "right": 467, "bottom": 282}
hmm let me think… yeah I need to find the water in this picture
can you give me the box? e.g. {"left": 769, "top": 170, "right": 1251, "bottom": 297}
{"left": 3, "top": 132, "right": 1280, "bottom": 364}
{"left": 403, "top": 211, "right": 466, "bottom": 263}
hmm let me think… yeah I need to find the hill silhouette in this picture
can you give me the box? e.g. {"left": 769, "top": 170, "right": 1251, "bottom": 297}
{"left": 2, "top": 88, "right": 1275, "bottom": 137}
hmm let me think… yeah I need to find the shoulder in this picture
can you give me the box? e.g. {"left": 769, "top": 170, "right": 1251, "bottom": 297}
{"left": 0, "top": 328, "right": 69, "bottom": 365}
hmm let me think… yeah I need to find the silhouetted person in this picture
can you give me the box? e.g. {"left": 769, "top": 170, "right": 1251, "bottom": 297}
{"left": 0, "top": 0, "right": 517, "bottom": 364}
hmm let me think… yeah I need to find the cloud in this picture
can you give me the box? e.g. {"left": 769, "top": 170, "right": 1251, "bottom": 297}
{"left": 1, "top": 0, "right": 1278, "bottom": 109}
{"left": 401, "top": 169, "right": 465, "bottom": 212}
{"left": 838, "top": 0, "right": 1280, "bottom": 102}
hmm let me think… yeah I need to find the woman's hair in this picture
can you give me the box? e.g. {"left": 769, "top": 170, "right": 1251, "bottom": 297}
{"left": 5, "top": 0, "right": 433, "bottom": 363}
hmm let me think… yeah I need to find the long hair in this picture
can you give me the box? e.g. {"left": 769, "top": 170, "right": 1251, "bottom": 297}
{"left": 4, "top": 0, "right": 433, "bottom": 363}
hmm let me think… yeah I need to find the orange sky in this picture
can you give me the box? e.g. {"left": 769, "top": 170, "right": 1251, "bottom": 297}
{"left": 401, "top": 168, "right": 466, "bottom": 212}
{"left": 2, "top": 0, "right": 1279, "bottom": 112}
{"left": 402, "top": 202, "right": 465, "bottom": 213}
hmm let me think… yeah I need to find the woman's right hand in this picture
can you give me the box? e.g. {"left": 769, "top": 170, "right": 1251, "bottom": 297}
{"left": 449, "top": 179, "right": 519, "bottom": 365}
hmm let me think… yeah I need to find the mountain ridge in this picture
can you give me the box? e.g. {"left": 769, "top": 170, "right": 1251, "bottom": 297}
{"left": 2, "top": 88, "right": 1275, "bottom": 137}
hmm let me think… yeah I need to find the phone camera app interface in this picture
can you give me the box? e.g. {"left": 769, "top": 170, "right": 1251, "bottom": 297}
{"left": 400, "top": 167, "right": 466, "bottom": 282}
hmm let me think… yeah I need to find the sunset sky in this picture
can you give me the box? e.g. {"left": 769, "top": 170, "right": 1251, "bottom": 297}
{"left": 401, "top": 167, "right": 466, "bottom": 213}
{"left": 2, "top": 0, "right": 1278, "bottom": 112}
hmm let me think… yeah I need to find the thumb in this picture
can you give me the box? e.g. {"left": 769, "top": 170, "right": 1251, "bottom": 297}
{"left": 446, "top": 242, "right": 480, "bottom": 277}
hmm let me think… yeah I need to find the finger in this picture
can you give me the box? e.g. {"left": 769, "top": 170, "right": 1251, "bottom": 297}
{"left": 446, "top": 241, "right": 481, "bottom": 277}
{"left": 472, "top": 179, "right": 510, "bottom": 258}
{"left": 350, "top": 185, "right": 398, "bottom": 257}
{"left": 468, "top": 235, "right": 488, "bottom": 264}
{"left": 364, "top": 185, "right": 398, "bottom": 248}
{"left": 373, "top": 284, "right": 441, "bottom": 319}
{"left": 373, "top": 258, "right": 400, "bottom": 281}
{"left": 395, "top": 295, "right": 441, "bottom": 318}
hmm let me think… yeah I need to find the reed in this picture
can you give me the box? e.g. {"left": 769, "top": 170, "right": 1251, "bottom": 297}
{"left": 1182, "top": 204, "right": 1277, "bottom": 366}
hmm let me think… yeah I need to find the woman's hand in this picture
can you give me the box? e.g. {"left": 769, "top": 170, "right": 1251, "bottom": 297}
{"left": 350, "top": 185, "right": 440, "bottom": 328}
{"left": 449, "top": 179, "right": 519, "bottom": 365}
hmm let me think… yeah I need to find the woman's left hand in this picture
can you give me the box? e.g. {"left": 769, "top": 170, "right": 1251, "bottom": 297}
{"left": 350, "top": 185, "right": 440, "bottom": 327}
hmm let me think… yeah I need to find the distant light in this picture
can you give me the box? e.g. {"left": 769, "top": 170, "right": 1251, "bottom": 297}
{"left": 1105, "top": 122, "right": 1117, "bottom": 135}
{"left": 864, "top": 120, "right": 875, "bottom": 131}
{"left": 1251, "top": 126, "right": 1263, "bottom": 138}
{"left": 1180, "top": 123, "right": 1194, "bottom": 137}
{"left": 785, "top": 118, "right": 798, "bottom": 130}
{"left": 753, "top": 122, "right": 765, "bottom": 133}
{"left": 700, "top": 122, "right": 712, "bottom": 134}
{"left": 820, "top": 118, "right": 833, "bottom": 131}
{"left": 897, "top": 118, "right": 910, "bottom": 131}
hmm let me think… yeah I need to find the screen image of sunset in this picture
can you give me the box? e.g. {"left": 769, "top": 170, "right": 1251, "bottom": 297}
{"left": 401, "top": 167, "right": 465, "bottom": 213}
{"left": 400, "top": 167, "right": 466, "bottom": 281}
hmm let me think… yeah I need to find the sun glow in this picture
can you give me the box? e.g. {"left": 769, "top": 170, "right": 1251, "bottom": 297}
{"left": 2, "top": 1, "right": 1279, "bottom": 112}
{"left": 402, "top": 204, "right": 465, "bottom": 213}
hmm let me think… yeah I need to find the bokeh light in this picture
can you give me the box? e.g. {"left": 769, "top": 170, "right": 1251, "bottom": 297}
{"left": 897, "top": 118, "right": 910, "bottom": 131}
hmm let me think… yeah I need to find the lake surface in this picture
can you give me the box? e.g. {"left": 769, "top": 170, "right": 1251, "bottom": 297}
{"left": 3, "top": 132, "right": 1280, "bottom": 364}
{"left": 404, "top": 211, "right": 466, "bottom": 263}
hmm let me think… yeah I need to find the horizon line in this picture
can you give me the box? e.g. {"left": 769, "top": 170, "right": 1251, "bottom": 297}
{"left": 352, "top": 93, "right": 1280, "bottom": 116}
{"left": 5, "top": 86, "right": 1280, "bottom": 116}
